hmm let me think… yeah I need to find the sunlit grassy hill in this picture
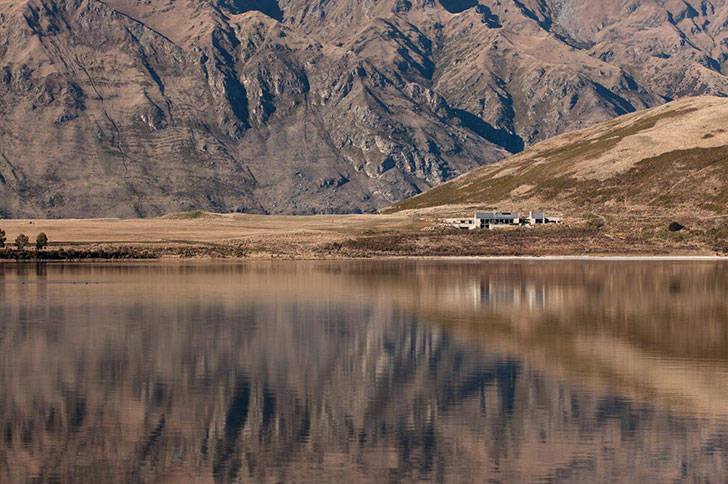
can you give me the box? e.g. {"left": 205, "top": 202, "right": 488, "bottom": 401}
{"left": 388, "top": 96, "right": 728, "bottom": 215}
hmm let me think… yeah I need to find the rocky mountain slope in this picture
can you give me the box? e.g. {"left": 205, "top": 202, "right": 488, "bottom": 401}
{"left": 389, "top": 96, "right": 728, "bottom": 214}
{"left": 2, "top": 0, "right": 728, "bottom": 217}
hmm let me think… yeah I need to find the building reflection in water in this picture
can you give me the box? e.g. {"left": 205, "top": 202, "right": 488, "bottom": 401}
{"left": 461, "top": 278, "right": 561, "bottom": 311}
{"left": 0, "top": 261, "right": 727, "bottom": 482}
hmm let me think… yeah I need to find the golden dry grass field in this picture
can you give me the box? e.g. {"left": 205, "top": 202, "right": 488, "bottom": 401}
{"left": 0, "top": 212, "right": 425, "bottom": 259}
{"left": 0, "top": 208, "right": 726, "bottom": 259}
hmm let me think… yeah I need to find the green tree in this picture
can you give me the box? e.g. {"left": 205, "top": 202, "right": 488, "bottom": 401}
{"left": 0, "top": 228, "right": 5, "bottom": 248}
{"left": 15, "top": 233, "right": 29, "bottom": 250}
{"left": 36, "top": 232, "right": 48, "bottom": 250}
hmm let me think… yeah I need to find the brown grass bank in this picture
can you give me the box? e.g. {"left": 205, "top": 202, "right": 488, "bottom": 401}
{"left": 0, "top": 209, "right": 726, "bottom": 260}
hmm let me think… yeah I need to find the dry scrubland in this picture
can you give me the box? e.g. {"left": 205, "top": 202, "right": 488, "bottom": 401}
{"left": 0, "top": 208, "right": 725, "bottom": 260}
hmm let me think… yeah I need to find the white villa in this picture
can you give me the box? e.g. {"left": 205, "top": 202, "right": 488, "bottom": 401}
{"left": 475, "top": 212, "right": 520, "bottom": 229}
{"left": 442, "top": 211, "right": 562, "bottom": 230}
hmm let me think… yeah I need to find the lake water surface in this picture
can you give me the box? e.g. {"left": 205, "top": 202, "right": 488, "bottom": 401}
{"left": 1, "top": 260, "right": 728, "bottom": 482}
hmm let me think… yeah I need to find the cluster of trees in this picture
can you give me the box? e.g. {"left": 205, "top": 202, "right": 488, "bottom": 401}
{"left": 0, "top": 229, "right": 48, "bottom": 250}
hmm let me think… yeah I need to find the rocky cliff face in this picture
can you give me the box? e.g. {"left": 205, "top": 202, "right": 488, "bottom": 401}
{"left": 1, "top": 0, "right": 728, "bottom": 217}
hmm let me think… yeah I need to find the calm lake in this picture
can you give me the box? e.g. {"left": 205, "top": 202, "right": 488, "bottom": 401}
{"left": 1, "top": 260, "right": 728, "bottom": 482}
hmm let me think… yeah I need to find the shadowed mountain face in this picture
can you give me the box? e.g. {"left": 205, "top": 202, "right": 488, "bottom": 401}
{"left": 222, "top": 0, "right": 285, "bottom": 20}
{"left": 1, "top": 1, "right": 728, "bottom": 217}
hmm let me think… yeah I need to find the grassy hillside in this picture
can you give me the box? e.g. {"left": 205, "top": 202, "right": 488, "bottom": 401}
{"left": 388, "top": 96, "right": 728, "bottom": 215}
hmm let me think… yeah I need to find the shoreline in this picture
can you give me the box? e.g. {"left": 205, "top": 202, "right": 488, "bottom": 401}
{"left": 411, "top": 255, "right": 728, "bottom": 261}
{"left": 1, "top": 253, "right": 727, "bottom": 263}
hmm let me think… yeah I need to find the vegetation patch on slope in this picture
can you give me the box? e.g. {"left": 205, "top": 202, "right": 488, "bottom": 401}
{"left": 387, "top": 99, "right": 727, "bottom": 214}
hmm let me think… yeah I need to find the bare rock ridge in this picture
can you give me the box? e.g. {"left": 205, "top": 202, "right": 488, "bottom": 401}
{"left": 1, "top": 0, "right": 728, "bottom": 217}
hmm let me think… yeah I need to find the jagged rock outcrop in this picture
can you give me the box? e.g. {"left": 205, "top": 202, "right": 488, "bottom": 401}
{"left": 1, "top": 0, "right": 728, "bottom": 217}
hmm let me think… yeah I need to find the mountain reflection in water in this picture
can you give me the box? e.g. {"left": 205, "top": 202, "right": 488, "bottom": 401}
{"left": 1, "top": 261, "right": 728, "bottom": 482}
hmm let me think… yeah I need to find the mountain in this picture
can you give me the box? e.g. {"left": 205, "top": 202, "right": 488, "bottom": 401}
{"left": 387, "top": 96, "right": 728, "bottom": 215}
{"left": 2, "top": 0, "right": 728, "bottom": 217}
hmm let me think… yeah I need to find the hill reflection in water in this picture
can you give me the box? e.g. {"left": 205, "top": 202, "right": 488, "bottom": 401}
{"left": 1, "top": 261, "right": 728, "bottom": 482}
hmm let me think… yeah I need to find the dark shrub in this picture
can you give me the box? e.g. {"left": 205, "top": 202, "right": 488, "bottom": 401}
{"left": 36, "top": 232, "right": 48, "bottom": 250}
{"left": 15, "top": 233, "right": 29, "bottom": 250}
{"left": 668, "top": 222, "right": 685, "bottom": 232}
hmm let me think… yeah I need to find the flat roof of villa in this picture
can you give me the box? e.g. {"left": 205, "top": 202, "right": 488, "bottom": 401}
{"left": 475, "top": 212, "right": 519, "bottom": 219}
